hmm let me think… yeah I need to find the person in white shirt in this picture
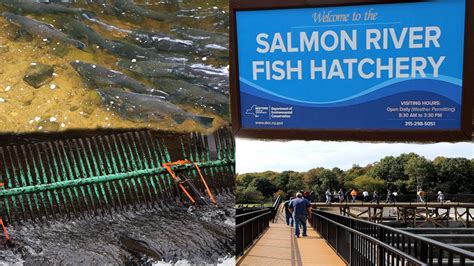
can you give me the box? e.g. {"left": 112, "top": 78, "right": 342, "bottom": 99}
{"left": 362, "top": 191, "right": 369, "bottom": 202}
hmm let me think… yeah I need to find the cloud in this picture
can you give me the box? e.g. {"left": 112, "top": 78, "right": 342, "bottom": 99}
{"left": 236, "top": 139, "right": 473, "bottom": 174}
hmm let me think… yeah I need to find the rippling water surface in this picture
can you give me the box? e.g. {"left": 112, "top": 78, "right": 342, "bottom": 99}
{"left": 0, "top": 194, "right": 235, "bottom": 264}
{"left": 0, "top": 0, "right": 229, "bottom": 133}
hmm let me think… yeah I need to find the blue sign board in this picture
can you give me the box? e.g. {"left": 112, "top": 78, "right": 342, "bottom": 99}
{"left": 235, "top": 0, "right": 466, "bottom": 130}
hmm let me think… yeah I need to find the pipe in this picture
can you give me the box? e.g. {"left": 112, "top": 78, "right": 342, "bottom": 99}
{"left": 0, "top": 159, "right": 234, "bottom": 198}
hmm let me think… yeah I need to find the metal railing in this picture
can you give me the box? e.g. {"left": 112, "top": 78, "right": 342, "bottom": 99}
{"left": 235, "top": 208, "right": 272, "bottom": 256}
{"left": 312, "top": 210, "right": 474, "bottom": 265}
{"left": 235, "top": 195, "right": 282, "bottom": 256}
{"left": 270, "top": 195, "right": 282, "bottom": 221}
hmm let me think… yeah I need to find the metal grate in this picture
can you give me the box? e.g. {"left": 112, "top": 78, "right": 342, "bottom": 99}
{"left": 0, "top": 127, "right": 235, "bottom": 225}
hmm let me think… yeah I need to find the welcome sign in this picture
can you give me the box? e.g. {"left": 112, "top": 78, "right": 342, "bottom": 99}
{"left": 230, "top": 0, "right": 473, "bottom": 141}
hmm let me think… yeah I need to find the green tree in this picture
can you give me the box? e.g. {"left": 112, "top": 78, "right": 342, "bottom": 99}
{"left": 286, "top": 172, "right": 307, "bottom": 196}
{"left": 303, "top": 167, "right": 324, "bottom": 187}
{"left": 318, "top": 169, "right": 340, "bottom": 192}
{"left": 432, "top": 157, "right": 473, "bottom": 194}
{"left": 273, "top": 171, "right": 295, "bottom": 191}
{"left": 350, "top": 175, "right": 386, "bottom": 193}
{"left": 332, "top": 167, "right": 345, "bottom": 186}
{"left": 302, "top": 168, "right": 339, "bottom": 194}
{"left": 249, "top": 177, "right": 277, "bottom": 198}
{"left": 235, "top": 185, "right": 264, "bottom": 204}
{"left": 273, "top": 190, "right": 287, "bottom": 199}
{"left": 369, "top": 156, "right": 406, "bottom": 191}
{"left": 343, "top": 164, "right": 366, "bottom": 187}
{"left": 236, "top": 173, "right": 258, "bottom": 187}
{"left": 404, "top": 156, "right": 435, "bottom": 191}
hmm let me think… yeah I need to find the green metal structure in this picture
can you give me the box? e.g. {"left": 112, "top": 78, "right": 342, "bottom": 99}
{"left": 0, "top": 128, "right": 235, "bottom": 224}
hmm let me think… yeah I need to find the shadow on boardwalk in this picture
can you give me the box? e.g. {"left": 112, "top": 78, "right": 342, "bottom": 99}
{"left": 238, "top": 213, "right": 346, "bottom": 266}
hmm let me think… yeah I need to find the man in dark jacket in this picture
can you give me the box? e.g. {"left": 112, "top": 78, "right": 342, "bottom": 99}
{"left": 283, "top": 197, "right": 294, "bottom": 226}
{"left": 289, "top": 192, "right": 311, "bottom": 238}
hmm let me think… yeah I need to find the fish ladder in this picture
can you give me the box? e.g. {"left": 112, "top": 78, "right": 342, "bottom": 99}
{"left": 0, "top": 128, "right": 235, "bottom": 225}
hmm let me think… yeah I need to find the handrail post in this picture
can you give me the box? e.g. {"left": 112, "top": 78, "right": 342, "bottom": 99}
{"left": 349, "top": 231, "right": 353, "bottom": 265}
{"left": 336, "top": 222, "right": 339, "bottom": 254}
{"left": 377, "top": 245, "right": 384, "bottom": 266}
{"left": 312, "top": 209, "right": 474, "bottom": 266}
{"left": 420, "top": 242, "right": 428, "bottom": 263}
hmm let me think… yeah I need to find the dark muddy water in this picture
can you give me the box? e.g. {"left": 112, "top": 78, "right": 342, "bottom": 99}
{"left": 0, "top": 193, "right": 235, "bottom": 264}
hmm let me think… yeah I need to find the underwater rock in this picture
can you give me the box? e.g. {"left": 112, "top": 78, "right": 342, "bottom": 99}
{"left": 37, "top": 120, "right": 60, "bottom": 132}
{"left": 0, "top": 45, "right": 9, "bottom": 53}
{"left": 49, "top": 43, "right": 68, "bottom": 57}
{"left": 23, "top": 63, "right": 54, "bottom": 88}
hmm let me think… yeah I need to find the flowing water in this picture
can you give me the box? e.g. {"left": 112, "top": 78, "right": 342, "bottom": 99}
{"left": 0, "top": 0, "right": 234, "bottom": 264}
{"left": 0, "top": 193, "right": 235, "bottom": 264}
{"left": 0, "top": 0, "right": 229, "bottom": 134}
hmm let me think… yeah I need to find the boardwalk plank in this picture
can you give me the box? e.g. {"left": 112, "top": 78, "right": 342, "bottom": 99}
{"left": 238, "top": 213, "right": 346, "bottom": 266}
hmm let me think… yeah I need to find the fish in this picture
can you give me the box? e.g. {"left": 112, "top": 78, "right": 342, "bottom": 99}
{"left": 171, "top": 27, "right": 228, "bottom": 50}
{"left": 70, "top": 61, "right": 168, "bottom": 97}
{"left": 151, "top": 78, "right": 229, "bottom": 116}
{"left": 117, "top": 60, "right": 229, "bottom": 94}
{"left": 117, "top": 59, "right": 181, "bottom": 78}
{"left": 0, "top": 1, "right": 84, "bottom": 15}
{"left": 98, "top": 87, "right": 215, "bottom": 128}
{"left": 1, "top": 12, "right": 85, "bottom": 50}
{"left": 170, "top": 27, "right": 228, "bottom": 59}
{"left": 105, "top": 40, "right": 160, "bottom": 60}
{"left": 104, "top": 40, "right": 186, "bottom": 63}
{"left": 177, "top": 7, "right": 229, "bottom": 27}
{"left": 112, "top": 0, "right": 169, "bottom": 21}
{"left": 56, "top": 16, "right": 187, "bottom": 63}
{"left": 81, "top": 12, "right": 132, "bottom": 34}
{"left": 117, "top": 60, "right": 229, "bottom": 115}
{"left": 128, "top": 30, "right": 196, "bottom": 54}
{"left": 56, "top": 16, "right": 110, "bottom": 49}
{"left": 117, "top": 234, "right": 162, "bottom": 261}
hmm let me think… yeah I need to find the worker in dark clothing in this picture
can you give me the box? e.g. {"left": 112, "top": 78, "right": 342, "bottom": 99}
{"left": 283, "top": 197, "right": 295, "bottom": 226}
{"left": 371, "top": 191, "right": 380, "bottom": 204}
{"left": 307, "top": 191, "right": 315, "bottom": 202}
{"left": 338, "top": 189, "right": 345, "bottom": 203}
{"left": 386, "top": 190, "right": 393, "bottom": 203}
{"left": 289, "top": 192, "right": 312, "bottom": 238}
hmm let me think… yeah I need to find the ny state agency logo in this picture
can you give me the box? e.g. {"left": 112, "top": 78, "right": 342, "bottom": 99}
{"left": 245, "top": 105, "right": 269, "bottom": 118}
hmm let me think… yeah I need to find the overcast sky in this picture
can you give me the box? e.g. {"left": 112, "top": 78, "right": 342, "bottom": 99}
{"left": 236, "top": 138, "right": 473, "bottom": 174}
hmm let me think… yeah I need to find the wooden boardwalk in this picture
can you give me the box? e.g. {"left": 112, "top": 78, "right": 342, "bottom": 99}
{"left": 238, "top": 213, "right": 346, "bottom": 266}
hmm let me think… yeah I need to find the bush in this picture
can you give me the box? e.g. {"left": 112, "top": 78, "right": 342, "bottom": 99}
{"left": 273, "top": 190, "right": 287, "bottom": 199}
{"left": 236, "top": 185, "right": 264, "bottom": 204}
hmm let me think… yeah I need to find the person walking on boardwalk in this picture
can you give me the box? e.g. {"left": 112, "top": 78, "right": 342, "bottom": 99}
{"left": 307, "top": 191, "right": 315, "bottom": 202}
{"left": 392, "top": 191, "right": 398, "bottom": 202}
{"left": 303, "top": 191, "right": 310, "bottom": 201}
{"left": 371, "top": 191, "right": 380, "bottom": 204}
{"left": 417, "top": 188, "right": 426, "bottom": 203}
{"left": 325, "top": 189, "right": 332, "bottom": 204}
{"left": 437, "top": 191, "right": 445, "bottom": 203}
{"left": 338, "top": 189, "right": 345, "bottom": 203}
{"left": 362, "top": 190, "right": 369, "bottom": 202}
{"left": 350, "top": 189, "right": 358, "bottom": 203}
{"left": 289, "top": 192, "right": 311, "bottom": 238}
{"left": 283, "top": 197, "right": 295, "bottom": 226}
{"left": 345, "top": 190, "right": 351, "bottom": 202}
{"left": 386, "top": 189, "right": 393, "bottom": 203}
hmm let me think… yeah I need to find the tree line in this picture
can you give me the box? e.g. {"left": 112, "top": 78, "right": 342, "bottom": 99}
{"left": 236, "top": 153, "right": 473, "bottom": 203}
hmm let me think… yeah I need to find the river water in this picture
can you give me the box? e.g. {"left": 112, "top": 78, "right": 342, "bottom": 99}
{"left": 0, "top": 1, "right": 233, "bottom": 264}
{"left": 0, "top": 0, "right": 229, "bottom": 134}
{"left": 0, "top": 193, "right": 235, "bottom": 264}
